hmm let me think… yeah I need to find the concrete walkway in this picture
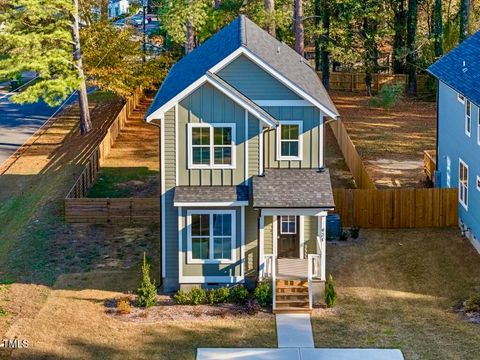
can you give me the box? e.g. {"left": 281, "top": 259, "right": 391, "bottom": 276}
{"left": 276, "top": 314, "right": 314, "bottom": 348}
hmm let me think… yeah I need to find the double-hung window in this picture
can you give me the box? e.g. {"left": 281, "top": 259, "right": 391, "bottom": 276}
{"left": 459, "top": 159, "right": 468, "bottom": 210}
{"left": 465, "top": 100, "right": 472, "bottom": 137}
{"left": 277, "top": 121, "right": 302, "bottom": 160}
{"left": 187, "top": 210, "right": 235, "bottom": 263}
{"left": 188, "top": 123, "right": 235, "bottom": 169}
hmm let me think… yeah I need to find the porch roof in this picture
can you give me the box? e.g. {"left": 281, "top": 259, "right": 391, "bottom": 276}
{"left": 174, "top": 186, "right": 249, "bottom": 207}
{"left": 252, "top": 169, "right": 335, "bottom": 209}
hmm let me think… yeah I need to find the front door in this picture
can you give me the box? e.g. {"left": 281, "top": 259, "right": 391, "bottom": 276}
{"left": 277, "top": 216, "right": 299, "bottom": 258}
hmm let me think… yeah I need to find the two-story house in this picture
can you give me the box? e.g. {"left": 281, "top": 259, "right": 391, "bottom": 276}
{"left": 428, "top": 31, "right": 480, "bottom": 253}
{"left": 145, "top": 16, "right": 340, "bottom": 310}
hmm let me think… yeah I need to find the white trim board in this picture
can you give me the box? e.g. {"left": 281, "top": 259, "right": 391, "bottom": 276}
{"left": 253, "top": 100, "right": 312, "bottom": 107}
{"left": 261, "top": 209, "right": 330, "bottom": 217}
{"left": 173, "top": 201, "right": 249, "bottom": 207}
{"left": 179, "top": 276, "right": 244, "bottom": 284}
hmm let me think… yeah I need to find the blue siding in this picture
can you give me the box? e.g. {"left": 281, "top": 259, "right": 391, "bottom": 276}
{"left": 218, "top": 55, "right": 302, "bottom": 100}
{"left": 437, "top": 81, "right": 480, "bottom": 246}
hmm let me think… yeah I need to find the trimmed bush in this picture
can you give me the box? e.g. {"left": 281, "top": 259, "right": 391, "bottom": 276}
{"left": 350, "top": 226, "right": 360, "bottom": 239}
{"left": 173, "top": 290, "right": 190, "bottom": 305}
{"left": 136, "top": 253, "right": 157, "bottom": 308}
{"left": 325, "top": 274, "right": 337, "bottom": 308}
{"left": 229, "top": 285, "right": 250, "bottom": 304}
{"left": 215, "top": 287, "right": 230, "bottom": 303}
{"left": 464, "top": 294, "right": 480, "bottom": 313}
{"left": 254, "top": 281, "right": 272, "bottom": 307}
{"left": 206, "top": 289, "right": 217, "bottom": 305}
{"left": 339, "top": 230, "right": 349, "bottom": 241}
{"left": 370, "top": 84, "right": 403, "bottom": 109}
{"left": 189, "top": 288, "right": 207, "bottom": 305}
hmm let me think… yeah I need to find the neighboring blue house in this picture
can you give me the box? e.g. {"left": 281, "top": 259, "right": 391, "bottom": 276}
{"left": 428, "top": 31, "right": 480, "bottom": 253}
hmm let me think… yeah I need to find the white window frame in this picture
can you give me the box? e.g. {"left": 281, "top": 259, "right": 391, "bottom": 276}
{"left": 477, "top": 107, "right": 480, "bottom": 146}
{"left": 276, "top": 120, "right": 303, "bottom": 161}
{"left": 188, "top": 123, "right": 236, "bottom": 169}
{"left": 186, "top": 210, "right": 236, "bottom": 264}
{"left": 465, "top": 100, "right": 471, "bottom": 137}
{"left": 458, "top": 93, "right": 465, "bottom": 104}
{"left": 280, "top": 216, "right": 297, "bottom": 234}
{"left": 459, "top": 159, "right": 468, "bottom": 210}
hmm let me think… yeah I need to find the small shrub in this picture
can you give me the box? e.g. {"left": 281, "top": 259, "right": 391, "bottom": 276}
{"left": 136, "top": 253, "right": 157, "bottom": 308}
{"left": 215, "top": 287, "right": 230, "bottom": 303}
{"left": 229, "top": 285, "right": 250, "bottom": 304}
{"left": 189, "top": 288, "right": 207, "bottom": 305}
{"left": 254, "top": 281, "right": 272, "bottom": 307}
{"left": 206, "top": 289, "right": 217, "bottom": 305}
{"left": 0, "top": 308, "right": 8, "bottom": 317}
{"left": 173, "top": 290, "right": 190, "bottom": 305}
{"left": 339, "top": 230, "right": 349, "bottom": 241}
{"left": 325, "top": 274, "right": 337, "bottom": 308}
{"left": 350, "top": 226, "right": 360, "bottom": 239}
{"left": 464, "top": 294, "right": 480, "bottom": 313}
{"left": 370, "top": 84, "right": 403, "bottom": 109}
{"left": 116, "top": 297, "right": 132, "bottom": 315}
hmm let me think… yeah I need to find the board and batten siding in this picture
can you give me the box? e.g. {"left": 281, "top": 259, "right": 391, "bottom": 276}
{"left": 163, "top": 107, "right": 178, "bottom": 290}
{"left": 218, "top": 55, "right": 302, "bottom": 101}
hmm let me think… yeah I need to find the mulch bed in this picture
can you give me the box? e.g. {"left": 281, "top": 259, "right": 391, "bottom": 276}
{"left": 105, "top": 295, "right": 273, "bottom": 323}
{"left": 453, "top": 300, "right": 480, "bottom": 325}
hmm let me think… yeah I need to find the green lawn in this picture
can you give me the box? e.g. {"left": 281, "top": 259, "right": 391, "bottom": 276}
{"left": 313, "top": 228, "right": 480, "bottom": 359}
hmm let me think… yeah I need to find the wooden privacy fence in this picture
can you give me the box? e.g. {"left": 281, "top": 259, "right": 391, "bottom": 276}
{"left": 317, "top": 71, "right": 432, "bottom": 94}
{"left": 66, "top": 89, "right": 144, "bottom": 199}
{"left": 333, "top": 188, "right": 458, "bottom": 228}
{"left": 65, "top": 198, "right": 160, "bottom": 224}
{"left": 329, "top": 120, "right": 376, "bottom": 189}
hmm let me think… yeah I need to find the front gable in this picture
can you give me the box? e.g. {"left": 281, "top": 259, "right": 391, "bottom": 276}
{"left": 218, "top": 55, "right": 302, "bottom": 101}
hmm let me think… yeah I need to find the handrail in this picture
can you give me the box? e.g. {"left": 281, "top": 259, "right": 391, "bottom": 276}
{"left": 316, "top": 236, "right": 325, "bottom": 280}
{"left": 307, "top": 253, "right": 321, "bottom": 309}
{"left": 271, "top": 256, "right": 276, "bottom": 310}
{"left": 262, "top": 254, "right": 276, "bottom": 309}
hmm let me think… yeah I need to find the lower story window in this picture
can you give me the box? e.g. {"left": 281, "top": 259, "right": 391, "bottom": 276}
{"left": 459, "top": 159, "right": 468, "bottom": 209}
{"left": 188, "top": 211, "right": 235, "bottom": 263}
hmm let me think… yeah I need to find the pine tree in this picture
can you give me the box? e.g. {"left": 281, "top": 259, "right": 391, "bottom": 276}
{"left": 136, "top": 253, "right": 157, "bottom": 308}
{"left": 0, "top": 0, "right": 92, "bottom": 134}
{"left": 264, "top": 0, "right": 276, "bottom": 37}
{"left": 294, "top": 0, "right": 304, "bottom": 55}
{"left": 406, "top": 0, "right": 418, "bottom": 96}
{"left": 433, "top": 0, "right": 443, "bottom": 57}
{"left": 324, "top": 274, "right": 337, "bottom": 308}
{"left": 459, "top": 0, "right": 471, "bottom": 42}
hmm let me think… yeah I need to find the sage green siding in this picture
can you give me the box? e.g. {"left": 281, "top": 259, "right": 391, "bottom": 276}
{"left": 178, "top": 83, "right": 249, "bottom": 186}
{"left": 303, "top": 216, "right": 318, "bottom": 257}
{"left": 179, "top": 207, "right": 242, "bottom": 277}
{"left": 244, "top": 206, "right": 258, "bottom": 279}
{"left": 263, "top": 106, "right": 322, "bottom": 169}
{"left": 264, "top": 216, "right": 273, "bottom": 254}
{"left": 218, "top": 55, "right": 301, "bottom": 100}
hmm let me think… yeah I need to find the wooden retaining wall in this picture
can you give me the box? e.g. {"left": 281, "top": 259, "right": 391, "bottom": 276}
{"left": 333, "top": 188, "right": 458, "bottom": 228}
{"left": 318, "top": 72, "right": 432, "bottom": 94}
{"left": 329, "top": 120, "right": 376, "bottom": 189}
{"left": 65, "top": 198, "right": 160, "bottom": 224}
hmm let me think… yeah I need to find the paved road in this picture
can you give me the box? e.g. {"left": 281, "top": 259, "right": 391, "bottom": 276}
{"left": 0, "top": 88, "right": 77, "bottom": 165}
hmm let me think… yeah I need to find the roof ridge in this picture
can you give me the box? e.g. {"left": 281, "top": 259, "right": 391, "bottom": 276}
{"left": 240, "top": 14, "right": 247, "bottom": 46}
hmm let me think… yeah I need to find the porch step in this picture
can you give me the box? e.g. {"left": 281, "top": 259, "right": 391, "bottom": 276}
{"left": 276, "top": 280, "right": 308, "bottom": 287}
{"left": 276, "top": 286, "right": 308, "bottom": 293}
{"left": 274, "top": 278, "right": 311, "bottom": 313}
{"left": 273, "top": 307, "right": 312, "bottom": 314}
{"left": 276, "top": 294, "right": 309, "bottom": 302}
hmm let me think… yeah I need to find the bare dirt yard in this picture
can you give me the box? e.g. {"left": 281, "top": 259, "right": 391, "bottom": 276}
{"left": 331, "top": 91, "right": 437, "bottom": 188}
{"left": 325, "top": 123, "right": 356, "bottom": 189}
{"left": 313, "top": 228, "right": 480, "bottom": 359}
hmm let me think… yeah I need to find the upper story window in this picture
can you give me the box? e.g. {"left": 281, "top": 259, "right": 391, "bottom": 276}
{"left": 459, "top": 159, "right": 468, "bottom": 210}
{"left": 277, "top": 121, "right": 303, "bottom": 161}
{"left": 187, "top": 210, "right": 235, "bottom": 264}
{"left": 188, "top": 123, "right": 236, "bottom": 169}
{"left": 465, "top": 100, "right": 471, "bottom": 137}
{"left": 458, "top": 93, "right": 465, "bottom": 104}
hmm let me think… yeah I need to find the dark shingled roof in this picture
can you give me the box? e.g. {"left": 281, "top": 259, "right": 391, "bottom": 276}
{"left": 174, "top": 186, "right": 249, "bottom": 204}
{"left": 252, "top": 169, "right": 335, "bottom": 208}
{"left": 146, "top": 15, "right": 338, "bottom": 119}
{"left": 428, "top": 31, "right": 480, "bottom": 107}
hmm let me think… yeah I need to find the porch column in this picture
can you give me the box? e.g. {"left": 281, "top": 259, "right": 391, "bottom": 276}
{"left": 259, "top": 212, "right": 265, "bottom": 278}
{"left": 317, "top": 214, "right": 327, "bottom": 281}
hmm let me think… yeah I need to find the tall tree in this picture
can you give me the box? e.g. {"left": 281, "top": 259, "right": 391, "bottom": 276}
{"left": 459, "top": 0, "right": 470, "bottom": 41}
{"left": 213, "top": 0, "right": 221, "bottom": 9}
{"left": 264, "top": 0, "right": 276, "bottom": 37}
{"left": 0, "top": 0, "right": 92, "bottom": 134}
{"left": 406, "top": 0, "right": 418, "bottom": 96}
{"left": 391, "top": 0, "right": 407, "bottom": 73}
{"left": 433, "top": 0, "right": 443, "bottom": 57}
{"left": 100, "top": 0, "right": 109, "bottom": 20}
{"left": 294, "top": 0, "right": 304, "bottom": 55}
{"left": 315, "top": 0, "right": 330, "bottom": 89}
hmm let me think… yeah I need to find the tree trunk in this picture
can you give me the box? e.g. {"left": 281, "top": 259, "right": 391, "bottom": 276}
{"left": 294, "top": 0, "right": 304, "bottom": 56}
{"left": 362, "top": 15, "right": 379, "bottom": 96}
{"left": 185, "top": 17, "right": 195, "bottom": 54}
{"left": 433, "top": 0, "right": 443, "bottom": 57}
{"left": 459, "top": 0, "right": 470, "bottom": 41}
{"left": 406, "top": 0, "right": 418, "bottom": 96}
{"left": 315, "top": 0, "right": 330, "bottom": 89}
{"left": 264, "top": 0, "right": 276, "bottom": 37}
{"left": 73, "top": 0, "right": 91, "bottom": 134}
{"left": 100, "top": 0, "right": 109, "bottom": 20}
{"left": 213, "top": 0, "right": 221, "bottom": 9}
{"left": 314, "top": 0, "right": 321, "bottom": 71}
{"left": 392, "top": 0, "right": 407, "bottom": 73}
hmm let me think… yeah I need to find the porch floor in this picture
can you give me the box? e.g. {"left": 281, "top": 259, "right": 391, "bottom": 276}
{"left": 277, "top": 258, "right": 308, "bottom": 280}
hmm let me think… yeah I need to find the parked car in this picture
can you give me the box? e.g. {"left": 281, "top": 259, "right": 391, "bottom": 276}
{"left": 129, "top": 15, "right": 149, "bottom": 27}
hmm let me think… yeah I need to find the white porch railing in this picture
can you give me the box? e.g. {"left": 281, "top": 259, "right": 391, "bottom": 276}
{"left": 316, "top": 235, "right": 326, "bottom": 281}
{"left": 307, "top": 253, "right": 321, "bottom": 309}
{"left": 263, "top": 254, "right": 276, "bottom": 309}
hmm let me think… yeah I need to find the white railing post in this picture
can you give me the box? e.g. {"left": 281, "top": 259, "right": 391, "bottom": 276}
{"left": 271, "top": 256, "right": 276, "bottom": 310}
{"left": 308, "top": 254, "right": 313, "bottom": 309}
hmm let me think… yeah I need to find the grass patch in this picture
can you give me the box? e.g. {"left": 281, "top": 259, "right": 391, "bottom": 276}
{"left": 312, "top": 228, "right": 480, "bottom": 359}
{"left": 88, "top": 90, "right": 118, "bottom": 103}
{"left": 88, "top": 167, "right": 159, "bottom": 198}
{"left": 0, "top": 308, "right": 8, "bottom": 317}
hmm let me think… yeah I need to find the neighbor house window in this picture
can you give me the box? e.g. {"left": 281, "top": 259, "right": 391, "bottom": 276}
{"left": 459, "top": 159, "right": 468, "bottom": 210}
{"left": 187, "top": 210, "right": 235, "bottom": 263}
{"left": 188, "top": 123, "right": 235, "bottom": 169}
{"left": 277, "top": 121, "right": 302, "bottom": 160}
{"left": 458, "top": 93, "right": 465, "bottom": 103}
{"left": 280, "top": 216, "right": 297, "bottom": 234}
{"left": 465, "top": 100, "right": 471, "bottom": 137}
{"left": 477, "top": 109, "right": 480, "bottom": 146}
{"left": 477, "top": 176, "right": 480, "bottom": 192}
